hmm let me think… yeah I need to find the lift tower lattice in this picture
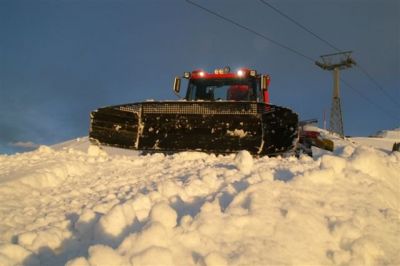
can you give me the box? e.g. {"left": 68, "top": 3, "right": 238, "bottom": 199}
{"left": 316, "top": 51, "right": 356, "bottom": 137}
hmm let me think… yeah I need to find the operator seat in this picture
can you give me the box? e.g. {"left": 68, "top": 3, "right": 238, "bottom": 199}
{"left": 227, "top": 85, "right": 250, "bottom": 101}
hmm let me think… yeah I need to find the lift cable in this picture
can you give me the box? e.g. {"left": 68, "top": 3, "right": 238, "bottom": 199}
{"left": 341, "top": 79, "right": 399, "bottom": 121}
{"left": 185, "top": 0, "right": 399, "bottom": 121}
{"left": 185, "top": 0, "right": 315, "bottom": 63}
{"left": 258, "top": 0, "right": 400, "bottom": 109}
{"left": 356, "top": 64, "right": 400, "bottom": 108}
{"left": 259, "top": 0, "right": 341, "bottom": 52}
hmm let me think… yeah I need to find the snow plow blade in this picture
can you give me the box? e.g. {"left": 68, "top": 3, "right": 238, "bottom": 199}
{"left": 315, "top": 138, "right": 334, "bottom": 152}
{"left": 89, "top": 101, "right": 298, "bottom": 156}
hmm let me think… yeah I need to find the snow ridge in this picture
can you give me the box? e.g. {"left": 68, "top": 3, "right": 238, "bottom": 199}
{"left": 0, "top": 137, "right": 399, "bottom": 266}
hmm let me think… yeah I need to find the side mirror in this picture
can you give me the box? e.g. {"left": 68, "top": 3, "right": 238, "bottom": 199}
{"left": 173, "top": 77, "right": 181, "bottom": 93}
{"left": 261, "top": 75, "right": 269, "bottom": 91}
{"left": 261, "top": 75, "right": 270, "bottom": 104}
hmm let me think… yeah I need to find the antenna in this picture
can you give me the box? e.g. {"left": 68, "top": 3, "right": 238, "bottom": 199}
{"left": 316, "top": 51, "right": 356, "bottom": 137}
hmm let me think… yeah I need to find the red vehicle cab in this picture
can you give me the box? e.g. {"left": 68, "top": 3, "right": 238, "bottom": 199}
{"left": 180, "top": 67, "right": 270, "bottom": 104}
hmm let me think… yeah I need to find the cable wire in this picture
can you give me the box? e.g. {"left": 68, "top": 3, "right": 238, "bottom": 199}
{"left": 259, "top": 0, "right": 342, "bottom": 53}
{"left": 341, "top": 78, "right": 399, "bottom": 121}
{"left": 258, "top": 0, "right": 400, "bottom": 110}
{"left": 185, "top": 0, "right": 399, "bottom": 122}
{"left": 355, "top": 64, "right": 400, "bottom": 108}
{"left": 185, "top": 0, "right": 315, "bottom": 62}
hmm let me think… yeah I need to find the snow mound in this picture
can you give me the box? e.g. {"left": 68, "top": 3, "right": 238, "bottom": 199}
{"left": 95, "top": 200, "right": 137, "bottom": 242}
{"left": 350, "top": 127, "right": 400, "bottom": 152}
{"left": 0, "top": 134, "right": 399, "bottom": 266}
{"left": 149, "top": 202, "right": 177, "bottom": 228}
{"left": 234, "top": 150, "right": 253, "bottom": 174}
{"left": 375, "top": 128, "right": 400, "bottom": 139}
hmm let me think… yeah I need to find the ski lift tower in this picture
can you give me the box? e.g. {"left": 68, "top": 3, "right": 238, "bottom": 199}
{"left": 316, "top": 51, "right": 356, "bottom": 137}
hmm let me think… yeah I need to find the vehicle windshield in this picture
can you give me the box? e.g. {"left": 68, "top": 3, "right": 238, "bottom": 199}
{"left": 186, "top": 78, "right": 260, "bottom": 101}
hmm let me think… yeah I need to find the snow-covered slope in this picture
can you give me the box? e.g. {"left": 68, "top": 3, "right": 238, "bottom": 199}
{"left": 350, "top": 128, "right": 400, "bottom": 152}
{"left": 0, "top": 133, "right": 399, "bottom": 266}
{"left": 375, "top": 128, "right": 400, "bottom": 139}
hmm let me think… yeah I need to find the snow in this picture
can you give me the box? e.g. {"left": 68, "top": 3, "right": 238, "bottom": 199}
{"left": 350, "top": 137, "right": 398, "bottom": 152}
{"left": 149, "top": 202, "right": 177, "bottom": 229}
{"left": 226, "top": 129, "right": 248, "bottom": 138}
{"left": 0, "top": 131, "right": 399, "bottom": 265}
{"left": 234, "top": 150, "right": 253, "bottom": 174}
{"left": 350, "top": 127, "right": 400, "bottom": 152}
{"left": 375, "top": 128, "right": 400, "bottom": 139}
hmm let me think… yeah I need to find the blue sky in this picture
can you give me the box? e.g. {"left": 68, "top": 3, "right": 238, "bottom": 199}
{"left": 0, "top": 0, "right": 399, "bottom": 154}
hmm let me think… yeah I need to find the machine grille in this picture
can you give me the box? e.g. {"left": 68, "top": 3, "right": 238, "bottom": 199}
{"left": 129, "top": 102, "right": 270, "bottom": 115}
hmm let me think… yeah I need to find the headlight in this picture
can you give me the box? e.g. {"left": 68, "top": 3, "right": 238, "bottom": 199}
{"left": 184, "top": 72, "right": 191, "bottom": 78}
{"left": 237, "top": 70, "right": 244, "bottom": 77}
{"left": 199, "top": 71, "right": 205, "bottom": 77}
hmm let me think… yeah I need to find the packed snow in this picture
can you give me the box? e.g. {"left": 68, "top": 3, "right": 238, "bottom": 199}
{"left": 0, "top": 131, "right": 399, "bottom": 266}
{"left": 374, "top": 128, "right": 400, "bottom": 139}
{"left": 350, "top": 127, "right": 400, "bottom": 152}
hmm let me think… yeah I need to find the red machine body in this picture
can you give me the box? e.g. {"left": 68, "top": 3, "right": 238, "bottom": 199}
{"left": 185, "top": 67, "right": 270, "bottom": 104}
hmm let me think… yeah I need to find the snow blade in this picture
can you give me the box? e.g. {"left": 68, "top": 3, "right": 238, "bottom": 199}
{"left": 89, "top": 102, "right": 298, "bottom": 156}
